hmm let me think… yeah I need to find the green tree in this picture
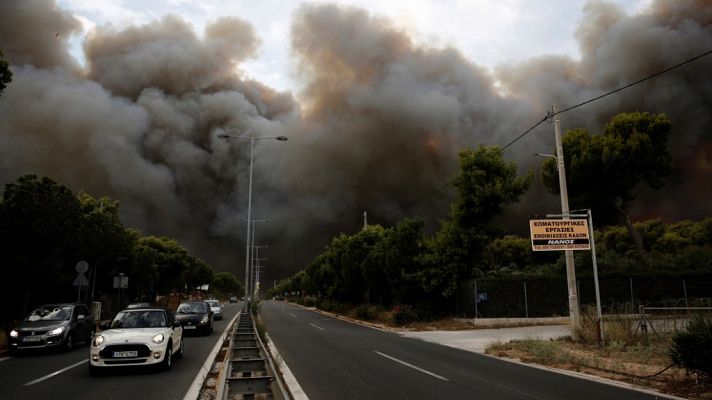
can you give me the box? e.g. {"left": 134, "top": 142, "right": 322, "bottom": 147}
{"left": 212, "top": 271, "right": 243, "bottom": 298}
{"left": 76, "top": 193, "right": 135, "bottom": 299}
{"left": 0, "top": 175, "right": 82, "bottom": 318}
{"left": 369, "top": 218, "right": 427, "bottom": 305}
{"left": 0, "top": 50, "right": 11, "bottom": 96}
{"left": 136, "top": 236, "right": 194, "bottom": 293}
{"left": 422, "top": 145, "right": 532, "bottom": 296}
{"left": 542, "top": 112, "right": 672, "bottom": 267}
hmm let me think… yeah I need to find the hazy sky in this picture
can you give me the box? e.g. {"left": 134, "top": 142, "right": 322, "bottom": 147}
{"left": 57, "top": 0, "right": 649, "bottom": 93}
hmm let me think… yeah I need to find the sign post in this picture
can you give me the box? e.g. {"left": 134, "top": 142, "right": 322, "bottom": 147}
{"left": 73, "top": 261, "right": 89, "bottom": 303}
{"left": 529, "top": 211, "right": 604, "bottom": 344}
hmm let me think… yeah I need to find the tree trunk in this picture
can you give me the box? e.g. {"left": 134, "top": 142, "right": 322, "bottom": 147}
{"left": 615, "top": 203, "right": 651, "bottom": 268}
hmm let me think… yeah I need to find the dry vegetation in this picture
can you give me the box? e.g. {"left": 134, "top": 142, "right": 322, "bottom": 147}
{"left": 486, "top": 312, "right": 712, "bottom": 399}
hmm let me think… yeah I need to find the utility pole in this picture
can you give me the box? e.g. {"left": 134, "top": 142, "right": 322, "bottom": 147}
{"left": 363, "top": 211, "right": 368, "bottom": 229}
{"left": 553, "top": 103, "right": 581, "bottom": 337}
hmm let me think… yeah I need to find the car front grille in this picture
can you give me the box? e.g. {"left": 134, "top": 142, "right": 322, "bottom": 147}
{"left": 18, "top": 330, "right": 49, "bottom": 336}
{"left": 100, "top": 344, "right": 152, "bottom": 359}
{"left": 104, "top": 359, "right": 149, "bottom": 365}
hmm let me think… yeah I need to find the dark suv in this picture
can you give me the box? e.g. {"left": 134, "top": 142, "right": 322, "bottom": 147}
{"left": 9, "top": 303, "right": 95, "bottom": 353}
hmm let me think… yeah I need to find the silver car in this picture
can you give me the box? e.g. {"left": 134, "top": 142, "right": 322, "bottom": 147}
{"left": 205, "top": 300, "right": 223, "bottom": 320}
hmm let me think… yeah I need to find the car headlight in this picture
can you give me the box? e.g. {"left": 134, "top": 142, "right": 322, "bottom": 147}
{"left": 152, "top": 333, "right": 165, "bottom": 344}
{"left": 48, "top": 326, "right": 65, "bottom": 336}
{"left": 200, "top": 315, "right": 209, "bottom": 324}
{"left": 92, "top": 335, "right": 105, "bottom": 347}
{"left": 10, "top": 330, "right": 18, "bottom": 338}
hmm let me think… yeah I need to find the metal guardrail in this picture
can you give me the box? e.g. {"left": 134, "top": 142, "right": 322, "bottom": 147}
{"left": 218, "top": 310, "right": 290, "bottom": 400}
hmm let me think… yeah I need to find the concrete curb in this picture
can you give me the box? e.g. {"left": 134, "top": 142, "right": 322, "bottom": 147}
{"left": 480, "top": 352, "right": 686, "bottom": 400}
{"left": 182, "top": 311, "right": 239, "bottom": 400}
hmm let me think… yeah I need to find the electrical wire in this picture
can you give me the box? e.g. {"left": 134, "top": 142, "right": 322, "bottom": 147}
{"left": 377, "top": 47, "right": 712, "bottom": 217}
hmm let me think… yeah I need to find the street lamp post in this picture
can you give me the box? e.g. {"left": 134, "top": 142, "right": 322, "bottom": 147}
{"left": 218, "top": 133, "right": 287, "bottom": 311}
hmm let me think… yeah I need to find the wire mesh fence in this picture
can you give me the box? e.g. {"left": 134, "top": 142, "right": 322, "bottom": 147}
{"left": 456, "top": 274, "right": 712, "bottom": 319}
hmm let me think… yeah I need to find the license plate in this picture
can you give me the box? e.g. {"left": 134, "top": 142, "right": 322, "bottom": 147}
{"left": 113, "top": 351, "right": 138, "bottom": 358}
{"left": 22, "top": 336, "right": 42, "bottom": 342}
{"left": 183, "top": 325, "right": 196, "bottom": 330}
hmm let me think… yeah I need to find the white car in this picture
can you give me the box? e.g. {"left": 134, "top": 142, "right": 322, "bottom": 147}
{"left": 89, "top": 307, "right": 183, "bottom": 375}
{"left": 205, "top": 299, "right": 223, "bottom": 320}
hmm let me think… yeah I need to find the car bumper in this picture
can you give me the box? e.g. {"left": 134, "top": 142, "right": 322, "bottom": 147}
{"left": 89, "top": 342, "right": 169, "bottom": 368}
{"left": 9, "top": 333, "right": 67, "bottom": 350}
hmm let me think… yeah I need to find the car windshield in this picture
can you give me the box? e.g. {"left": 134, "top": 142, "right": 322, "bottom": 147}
{"left": 25, "top": 305, "right": 72, "bottom": 321}
{"left": 110, "top": 310, "right": 167, "bottom": 328}
{"left": 206, "top": 301, "right": 220, "bottom": 307}
{"left": 177, "top": 303, "right": 207, "bottom": 314}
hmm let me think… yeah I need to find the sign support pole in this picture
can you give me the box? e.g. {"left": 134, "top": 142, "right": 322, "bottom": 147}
{"left": 589, "top": 209, "right": 604, "bottom": 345}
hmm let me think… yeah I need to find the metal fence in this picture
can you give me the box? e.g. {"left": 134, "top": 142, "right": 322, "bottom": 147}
{"left": 456, "top": 274, "right": 712, "bottom": 318}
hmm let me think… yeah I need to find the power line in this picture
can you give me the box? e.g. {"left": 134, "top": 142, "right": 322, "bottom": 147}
{"left": 378, "top": 47, "right": 712, "bottom": 217}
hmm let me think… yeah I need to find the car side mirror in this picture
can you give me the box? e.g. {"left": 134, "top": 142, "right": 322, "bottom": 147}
{"left": 98, "top": 322, "right": 110, "bottom": 330}
{"left": 173, "top": 320, "right": 182, "bottom": 328}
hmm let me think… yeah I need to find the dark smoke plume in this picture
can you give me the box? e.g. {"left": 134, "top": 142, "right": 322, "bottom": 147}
{"left": 1, "top": 0, "right": 711, "bottom": 284}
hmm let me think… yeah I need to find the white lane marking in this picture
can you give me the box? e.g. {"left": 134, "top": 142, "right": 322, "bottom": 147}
{"left": 374, "top": 351, "right": 449, "bottom": 382}
{"left": 309, "top": 323, "right": 325, "bottom": 331}
{"left": 290, "top": 313, "right": 297, "bottom": 318}
{"left": 0, "top": 357, "right": 10, "bottom": 362}
{"left": 24, "top": 359, "right": 87, "bottom": 386}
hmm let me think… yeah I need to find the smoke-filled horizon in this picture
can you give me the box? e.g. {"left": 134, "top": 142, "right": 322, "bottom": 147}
{"left": 1, "top": 0, "right": 711, "bottom": 285}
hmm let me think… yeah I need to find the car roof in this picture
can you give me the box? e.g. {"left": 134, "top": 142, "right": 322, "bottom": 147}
{"left": 36, "top": 303, "right": 80, "bottom": 308}
{"left": 120, "top": 306, "right": 169, "bottom": 312}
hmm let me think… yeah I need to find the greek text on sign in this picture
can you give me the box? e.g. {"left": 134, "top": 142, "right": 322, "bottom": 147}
{"left": 529, "top": 219, "right": 590, "bottom": 251}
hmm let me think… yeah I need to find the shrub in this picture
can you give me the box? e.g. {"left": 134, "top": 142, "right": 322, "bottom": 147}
{"left": 391, "top": 304, "right": 417, "bottom": 325}
{"left": 670, "top": 314, "right": 712, "bottom": 380}
{"left": 318, "top": 299, "right": 335, "bottom": 312}
{"left": 302, "top": 296, "right": 318, "bottom": 307}
{"left": 355, "top": 304, "right": 379, "bottom": 321}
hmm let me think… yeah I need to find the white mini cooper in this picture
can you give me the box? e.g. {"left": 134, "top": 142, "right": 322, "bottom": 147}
{"left": 89, "top": 307, "right": 183, "bottom": 375}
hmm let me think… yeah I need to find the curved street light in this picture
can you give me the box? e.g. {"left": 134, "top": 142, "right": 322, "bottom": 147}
{"left": 218, "top": 133, "right": 287, "bottom": 310}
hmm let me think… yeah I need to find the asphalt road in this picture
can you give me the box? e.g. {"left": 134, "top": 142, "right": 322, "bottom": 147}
{"left": 0, "top": 302, "right": 241, "bottom": 400}
{"left": 260, "top": 301, "right": 663, "bottom": 400}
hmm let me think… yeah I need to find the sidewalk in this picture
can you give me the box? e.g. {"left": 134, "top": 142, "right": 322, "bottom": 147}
{"left": 399, "top": 324, "right": 570, "bottom": 353}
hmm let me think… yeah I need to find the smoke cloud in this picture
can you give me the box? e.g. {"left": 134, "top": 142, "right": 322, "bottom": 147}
{"left": 1, "top": 0, "right": 711, "bottom": 283}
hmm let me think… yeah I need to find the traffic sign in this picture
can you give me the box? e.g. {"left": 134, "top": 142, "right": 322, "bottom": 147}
{"left": 73, "top": 273, "right": 89, "bottom": 287}
{"left": 529, "top": 219, "right": 590, "bottom": 251}
{"left": 76, "top": 260, "right": 89, "bottom": 274}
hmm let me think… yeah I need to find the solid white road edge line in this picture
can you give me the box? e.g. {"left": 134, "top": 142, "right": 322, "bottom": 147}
{"left": 182, "top": 310, "right": 240, "bottom": 400}
{"left": 0, "top": 357, "right": 10, "bottom": 362}
{"left": 309, "top": 323, "right": 325, "bottom": 331}
{"left": 374, "top": 351, "right": 449, "bottom": 382}
{"left": 290, "top": 313, "right": 297, "bottom": 318}
{"left": 24, "top": 360, "right": 87, "bottom": 386}
{"left": 265, "top": 330, "right": 309, "bottom": 400}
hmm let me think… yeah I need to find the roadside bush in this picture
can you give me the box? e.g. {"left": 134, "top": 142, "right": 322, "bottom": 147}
{"left": 251, "top": 300, "right": 261, "bottom": 315}
{"left": 318, "top": 299, "right": 336, "bottom": 312}
{"left": 391, "top": 304, "right": 417, "bottom": 325}
{"left": 302, "top": 296, "right": 318, "bottom": 307}
{"left": 355, "top": 304, "right": 380, "bottom": 321}
{"left": 670, "top": 314, "right": 712, "bottom": 380}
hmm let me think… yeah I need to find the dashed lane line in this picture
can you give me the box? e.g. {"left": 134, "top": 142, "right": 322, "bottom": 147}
{"left": 374, "top": 351, "right": 449, "bottom": 382}
{"left": 24, "top": 359, "right": 87, "bottom": 386}
{"left": 309, "top": 323, "right": 325, "bottom": 331}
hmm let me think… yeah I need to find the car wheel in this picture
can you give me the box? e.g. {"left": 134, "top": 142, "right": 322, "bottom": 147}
{"left": 88, "top": 364, "right": 103, "bottom": 377}
{"left": 176, "top": 339, "right": 184, "bottom": 359}
{"left": 161, "top": 344, "right": 173, "bottom": 371}
{"left": 63, "top": 334, "right": 74, "bottom": 351}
